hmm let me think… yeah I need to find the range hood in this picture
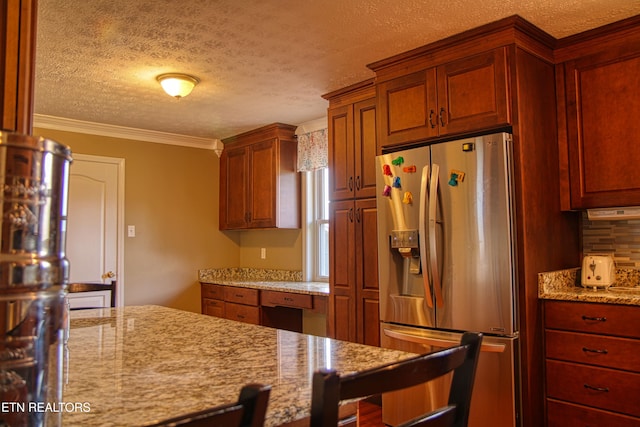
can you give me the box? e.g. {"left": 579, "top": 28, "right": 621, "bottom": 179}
{"left": 587, "top": 206, "right": 640, "bottom": 220}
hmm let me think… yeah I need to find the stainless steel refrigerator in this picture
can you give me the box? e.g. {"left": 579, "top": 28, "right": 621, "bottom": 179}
{"left": 376, "top": 132, "right": 519, "bottom": 426}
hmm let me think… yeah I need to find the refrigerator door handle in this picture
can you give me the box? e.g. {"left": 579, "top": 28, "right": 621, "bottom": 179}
{"left": 383, "top": 327, "right": 506, "bottom": 353}
{"left": 419, "top": 165, "right": 433, "bottom": 308}
{"left": 429, "top": 164, "right": 444, "bottom": 307}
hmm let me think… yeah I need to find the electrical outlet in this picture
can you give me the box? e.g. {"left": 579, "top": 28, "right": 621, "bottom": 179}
{"left": 260, "top": 248, "right": 266, "bottom": 259}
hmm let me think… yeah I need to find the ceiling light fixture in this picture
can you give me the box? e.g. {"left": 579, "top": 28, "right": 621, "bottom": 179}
{"left": 156, "top": 73, "right": 200, "bottom": 98}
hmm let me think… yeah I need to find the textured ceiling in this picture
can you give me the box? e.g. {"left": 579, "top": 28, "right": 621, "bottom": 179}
{"left": 34, "top": 0, "right": 640, "bottom": 144}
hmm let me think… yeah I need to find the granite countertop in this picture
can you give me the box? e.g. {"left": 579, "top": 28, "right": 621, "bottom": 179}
{"left": 538, "top": 267, "right": 640, "bottom": 306}
{"left": 61, "top": 305, "right": 413, "bottom": 426}
{"left": 198, "top": 268, "right": 329, "bottom": 296}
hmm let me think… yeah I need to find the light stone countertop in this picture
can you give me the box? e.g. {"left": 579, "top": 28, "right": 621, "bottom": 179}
{"left": 198, "top": 268, "right": 329, "bottom": 296}
{"left": 61, "top": 305, "right": 414, "bottom": 426}
{"left": 538, "top": 267, "right": 640, "bottom": 306}
{"left": 201, "top": 279, "right": 329, "bottom": 296}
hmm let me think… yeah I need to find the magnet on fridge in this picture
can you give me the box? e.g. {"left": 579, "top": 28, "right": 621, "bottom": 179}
{"left": 402, "top": 165, "right": 417, "bottom": 173}
{"left": 392, "top": 176, "right": 401, "bottom": 188}
{"left": 382, "top": 164, "right": 392, "bottom": 176}
{"left": 392, "top": 156, "right": 404, "bottom": 166}
{"left": 448, "top": 173, "right": 459, "bottom": 186}
{"left": 402, "top": 191, "right": 413, "bottom": 204}
{"left": 382, "top": 185, "right": 392, "bottom": 197}
{"left": 450, "top": 169, "right": 465, "bottom": 181}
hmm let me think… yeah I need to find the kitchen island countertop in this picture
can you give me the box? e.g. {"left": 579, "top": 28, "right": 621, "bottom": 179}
{"left": 61, "top": 305, "right": 413, "bottom": 426}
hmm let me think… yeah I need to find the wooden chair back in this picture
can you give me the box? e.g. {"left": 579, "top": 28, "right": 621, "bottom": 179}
{"left": 310, "top": 332, "right": 482, "bottom": 427}
{"left": 150, "top": 383, "right": 270, "bottom": 427}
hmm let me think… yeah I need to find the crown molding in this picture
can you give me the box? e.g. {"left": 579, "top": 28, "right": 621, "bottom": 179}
{"left": 33, "top": 114, "right": 222, "bottom": 151}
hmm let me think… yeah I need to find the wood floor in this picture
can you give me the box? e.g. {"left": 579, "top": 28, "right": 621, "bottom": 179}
{"left": 357, "top": 401, "right": 385, "bottom": 427}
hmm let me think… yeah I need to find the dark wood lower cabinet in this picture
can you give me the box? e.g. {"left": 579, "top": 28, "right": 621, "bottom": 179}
{"left": 200, "top": 283, "right": 326, "bottom": 334}
{"left": 329, "top": 198, "right": 379, "bottom": 347}
{"left": 544, "top": 300, "right": 640, "bottom": 425}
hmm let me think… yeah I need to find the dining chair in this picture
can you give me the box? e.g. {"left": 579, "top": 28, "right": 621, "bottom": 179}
{"left": 310, "top": 331, "right": 483, "bottom": 427}
{"left": 149, "top": 383, "right": 271, "bottom": 427}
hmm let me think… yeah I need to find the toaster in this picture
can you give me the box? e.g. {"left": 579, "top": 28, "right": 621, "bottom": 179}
{"left": 581, "top": 255, "right": 616, "bottom": 288}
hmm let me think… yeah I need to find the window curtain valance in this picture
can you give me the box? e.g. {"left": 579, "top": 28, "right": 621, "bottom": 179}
{"left": 297, "top": 128, "right": 328, "bottom": 172}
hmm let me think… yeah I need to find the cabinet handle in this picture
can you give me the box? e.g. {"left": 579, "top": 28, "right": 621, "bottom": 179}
{"left": 582, "top": 315, "right": 607, "bottom": 322}
{"left": 348, "top": 208, "right": 354, "bottom": 222}
{"left": 349, "top": 176, "right": 354, "bottom": 191}
{"left": 237, "top": 314, "right": 245, "bottom": 319}
{"left": 428, "top": 110, "right": 436, "bottom": 128}
{"left": 439, "top": 107, "right": 446, "bottom": 127}
{"left": 355, "top": 176, "right": 361, "bottom": 191}
{"left": 583, "top": 384, "right": 609, "bottom": 393}
{"left": 355, "top": 208, "right": 361, "bottom": 223}
{"left": 582, "top": 347, "right": 608, "bottom": 354}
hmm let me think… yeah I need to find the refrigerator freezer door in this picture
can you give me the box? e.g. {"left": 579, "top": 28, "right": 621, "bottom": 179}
{"left": 430, "top": 133, "right": 516, "bottom": 335}
{"left": 381, "top": 323, "right": 518, "bottom": 427}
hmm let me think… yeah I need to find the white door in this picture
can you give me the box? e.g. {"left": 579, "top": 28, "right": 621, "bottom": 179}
{"left": 66, "top": 154, "right": 124, "bottom": 307}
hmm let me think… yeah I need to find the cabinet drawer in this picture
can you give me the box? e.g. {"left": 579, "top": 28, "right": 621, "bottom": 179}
{"left": 261, "top": 290, "right": 313, "bottom": 309}
{"left": 545, "top": 300, "right": 640, "bottom": 338}
{"left": 225, "top": 302, "right": 260, "bottom": 325}
{"left": 202, "top": 298, "right": 224, "bottom": 317}
{"left": 224, "top": 287, "right": 259, "bottom": 306}
{"left": 546, "top": 330, "right": 640, "bottom": 372}
{"left": 201, "top": 283, "right": 225, "bottom": 300}
{"left": 547, "top": 399, "right": 640, "bottom": 427}
{"left": 546, "top": 359, "right": 640, "bottom": 417}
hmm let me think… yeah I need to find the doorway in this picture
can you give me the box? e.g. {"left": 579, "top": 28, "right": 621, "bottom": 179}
{"left": 66, "top": 154, "right": 125, "bottom": 306}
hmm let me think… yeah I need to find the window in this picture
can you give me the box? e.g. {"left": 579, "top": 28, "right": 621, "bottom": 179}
{"left": 314, "top": 168, "right": 330, "bottom": 280}
{"left": 303, "top": 168, "right": 329, "bottom": 282}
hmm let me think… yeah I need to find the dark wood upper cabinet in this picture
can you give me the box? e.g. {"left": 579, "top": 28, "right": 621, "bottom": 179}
{"left": 326, "top": 81, "right": 377, "bottom": 200}
{"left": 1, "top": 0, "right": 37, "bottom": 134}
{"left": 375, "top": 48, "right": 510, "bottom": 149}
{"left": 219, "top": 123, "right": 300, "bottom": 230}
{"left": 556, "top": 18, "right": 640, "bottom": 209}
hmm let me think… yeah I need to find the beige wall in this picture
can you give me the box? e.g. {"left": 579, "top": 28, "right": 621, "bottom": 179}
{"left": 239, "top": 229, "right": 302, "bottom": 270}
{"left": 34, "top": 127, "right": 305, "bottom": 312}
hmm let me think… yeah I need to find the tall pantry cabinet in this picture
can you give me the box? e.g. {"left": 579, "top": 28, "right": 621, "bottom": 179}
{"left": 323, "top": 80, "right": 380, "bottom": 347}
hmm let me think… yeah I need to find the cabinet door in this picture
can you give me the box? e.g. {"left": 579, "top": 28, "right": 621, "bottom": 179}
{"left": 328, "top": 105, "right": 355, "bottom": 200}
{"left": 329, "top": 200, "right": 356, "bottom": 341}
{"left": 355, "top": 198, "right": 380, "bottom": 346}
{"left": 249, "top": 138, "right": 277, "bottom": 227}
{"left": 219, "top": 146, "right": 249, "bottom": 229}
{"left": 563, "top": 49, "right": 640, "bottom": 208}
{"left": 354, "top": 98, "right": 378, "bottom": 199}
{"left": 437, "top": 48, "right": 510, "bottom": 135}
{"left": 377, "top": 69, "right": 438, "bottom": 148}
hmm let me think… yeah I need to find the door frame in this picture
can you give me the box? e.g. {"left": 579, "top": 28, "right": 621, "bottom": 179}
{"left": 71, "top": 153, "right": 125, "bottom": 307}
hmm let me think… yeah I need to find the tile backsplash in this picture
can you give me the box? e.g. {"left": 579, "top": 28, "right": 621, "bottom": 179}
{"left": 582, "top": 212, "right": 640, "bottom": 268}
